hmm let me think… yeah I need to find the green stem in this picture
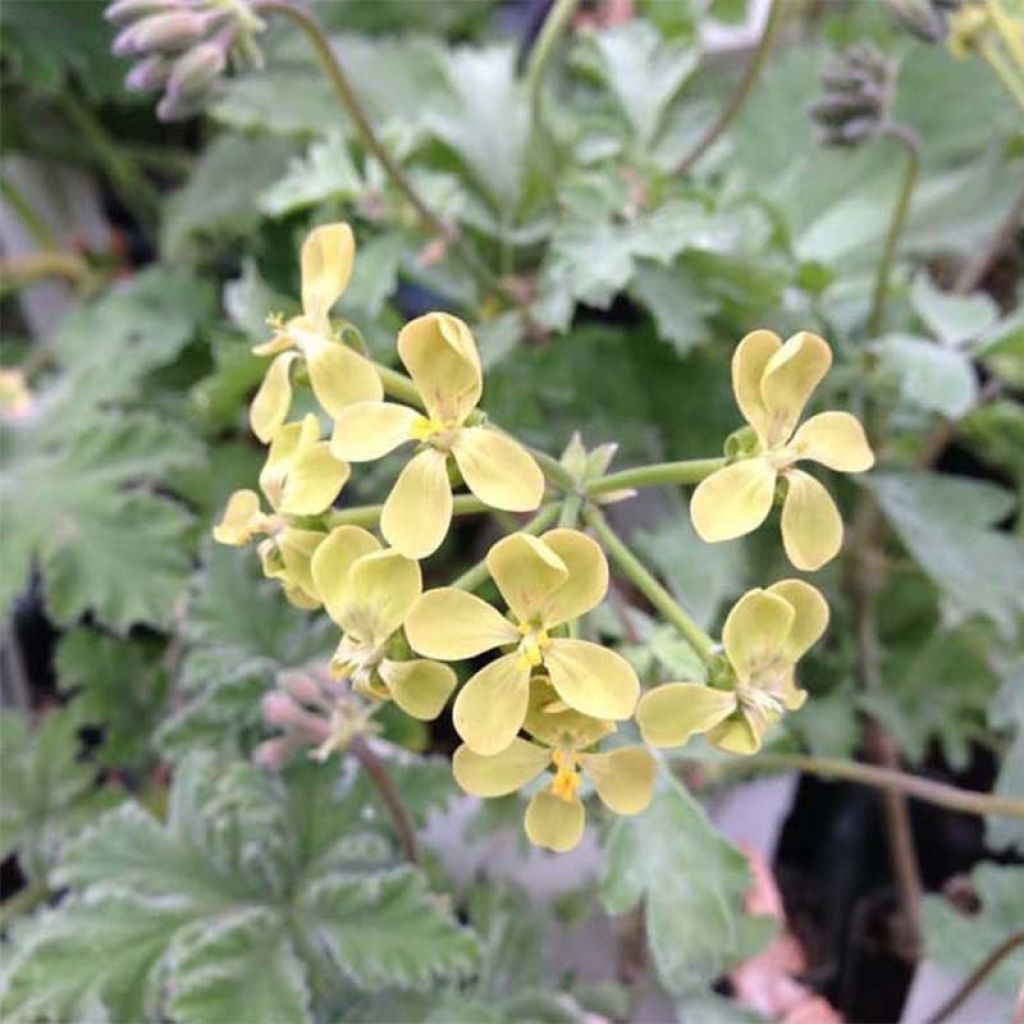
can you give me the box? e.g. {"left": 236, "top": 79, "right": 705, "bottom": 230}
{"left": 698, "top": 751, "right": 1024, "bottom": 821}
{"left": 584, "top": 506, "right": 715, "bottom": 663}
{"left": 675, "top": 0, "right": 786, "bottom": 175}
{"left": 253, "top": 0, "right": 517, "bottom": 309}
{"left": 375, "top": 363, "right": 425, "bottom": 409}
{"left": 529, "top": 446, "right": 576, "bottom": 493}
{"left": 0, "top": 177, "right": 59, "bottom": 250}
{"left": 524, "top": 0, "right": 582, "bottom": 118}
{"left": 348, "top": 735, "right": 419, "bottom": 864}
{"left": 327, "top": 493, "right": 488, "bottom": 529}
{"left": 586, "top": 457, "right": 726, "bottom": 496}
{"left": 450, "top": 502, "right": 560, "bottom": 591}
{"left": 867, "top": 122, "right": 921, "bottom": 337}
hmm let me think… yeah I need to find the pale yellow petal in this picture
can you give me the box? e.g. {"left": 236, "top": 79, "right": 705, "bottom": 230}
{"left": 524, "top": 790, "right": 585, "bottom": 852}
{"left": 304, "top": 336, "right": 383, "bottom": 418}
{"left": 780, "top": 469, "right": 843, "bottom": 571}
{"left": 397, "top": 312, "right": 482, "bottom": 424}
{"left": 760, "top": 331, "right": 832, "bottom": 446}
{"left": 380, "top": 448, "right": 452, "bottom": 559}
{"left": 452, "top": 653, "right": 531, "bottom": 755}
{"left": 690, "top": 457, "right": 777, "bottom": 543}
{"left": 310, "top": 525, "right": 381, "bottom": 626}
{"left": 279, "top": 442, "right": 350, "bottom": 516}
{"left": 791, "top": 411, "right": 874, "bottom": 473}
{"left": 766, "top": 579, "right": 830, "bottom": 663}
{"left": 277, "top": 528, "right": 325, "bottom": 603}
{"left": 485, "top": 532, "right": 568, "bottom": 625}
{"left": 537, "top": 528, "right": 609, "bottom": 629}
{"left": 330, "top": 401, "right": 422, "bottom": 462}
{"left": 581, "top": 747, "right": 657, "bottom": 815}
{"left": 722, "top": 588, "right": 795, "bottom": 685}
{"left": 523, "top": 675, "right": 614, "bottom": 749}
{"left": 452, "top": 738, "right": 550, "bottom": 797}
{"left": 404, "top": 587, "right": 519, "bottom": 659}
{"left": 344, "top": 549, "right": 422, "bottom": 644}
{"left": 708, "top": 714, "right": 762, "bottom": 755}
{"left": 543, "top": 639, "right": 639, "bottom": 720}
{"left": 379, "top": 658, "right": 457, "bottom": 721}
{"left": 731, "top": 329, "right": 781, "bottom": 444}
{"left": 634, "top": 683, "right": 737, "bottom": 748}
{"left": 300, "top": 222, "right": 355, "bottom": 319}
{"left": 250, "top": 351, "right": 299, "bottom": 444}
{"left": 213, "top": 489, "right": 263, "bottom": 546}
{"left": 451, "top": 427, "right": 544, "bottom": 512}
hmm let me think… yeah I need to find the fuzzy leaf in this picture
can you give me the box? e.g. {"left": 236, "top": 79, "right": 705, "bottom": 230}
{"left": 260, "top": 131, "right": 363, "bottom": 217}
{"left": 876, "top": 334, "right": 978, "bottom": 419}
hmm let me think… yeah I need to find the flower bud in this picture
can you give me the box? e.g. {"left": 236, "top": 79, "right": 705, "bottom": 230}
{"left": 119, "top": 10, "right": 210, "bottom": 55}
{"left": 280, "top": 669, "right": 329, "bottom": 709}
{"left": 166, "top": 40, "right": 226, "bottom": 97}
{"left": 810, "top": 44, "right": 894, "bottom": 149}
{"left": 124, "top": 54, "right": 170, "bottom": 92}
{"left": 105, "top": 0, "right": 173, "bottom": 25}
{"left": 261, "top": 691, "right": 302, "bottom": 729}
{"left": 254, "top": 737, "right": 293, "bottom": 770}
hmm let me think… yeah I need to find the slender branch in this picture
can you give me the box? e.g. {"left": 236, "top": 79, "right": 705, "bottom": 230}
{"left": 348, "top": 735, "right": 419, "bottom": 864}
{"left": 525, "top": 0, "right": 582, "bottom": 117}
{"left": 675, "top": 0, "right": 786, "bottom": 175}
{"left": 0, "top": 176, "right": 59, "bottom": 250}
{"left": 375, "top": 363, "right": 425, "bottom": 410}
{"left": 253, "top": 0, "right": 518, "bottom": 309}
{"left": 586, "top": 458, "right": 726, "bottom": 497}
{"left": 584, "top": 505, "right": 715, "bottom": 663}
{"left": 867, "top": 122, "right": 921, "bottom": 337}
{"left": 450, "top": 502, "right": 560, "bottom": 591}
{"left": 0, "top": 252, "right": 93, "bottom": 296}
{"left": 690, "top": 752, "right": 1024, "bottom": 820}
{"left": 326, "top": 493, "right": 488, "bottom": 529}
{"left": 922, "top": 928, "right": 1024, "bottom": 1024}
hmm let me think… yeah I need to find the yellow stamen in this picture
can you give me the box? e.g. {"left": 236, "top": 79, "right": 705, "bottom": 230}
{"left": 551, "top": 749, "right": 581, "bottom": 802}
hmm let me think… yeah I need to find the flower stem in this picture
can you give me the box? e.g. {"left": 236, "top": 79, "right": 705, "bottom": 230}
{"left": 584, "top": 506, "right": 715, "bottom": 663}
{"left": 699, "top": 751, "right": 1024, "bottom": 821}
{"left": 253, "top": 0, "right": 516, "bottom": 309}
{"left": 348, "top": 735, "right": 419, "bottom": 864}
{"left": 327, "top": 493, "right": 488, "bottom": 529}
{"left": 586, "top": 457, "right": 726, "bottom": 496}
{"left": 375, "top": 362, "right": 425, "bottom": 409}
{"left": 675, "top": 0, "right": 786, "bottom": 175}
{"left": 529, "top": 446, "right": 577, "bottom": 493}
{"left": 867, "top": 122, "right": 921, "bottom": 337}
{"left": 525, "top": 0, "right": 582, "bottom": 118}
{"left": 450, "top": 502, "right": 560, "bottom": 591}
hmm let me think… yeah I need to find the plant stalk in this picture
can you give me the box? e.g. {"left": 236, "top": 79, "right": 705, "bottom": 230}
{"left": 326, "top": 493, "right": 488, "bottom": 529}
{"left": 348, "top": 736, "right": 419, "bottom": 864}
{"left": 867, "top": 122, "right": 921, "bottom": 337}
{"left": 584, "top": 505, "right": 715, "bottom": 663}
{"left": 586, "top": 458, "right": 726, "bottom": 496}
{"left": 524, "top": 0, "right": 582, "bottom": 117}
{"left": 675, "top": 0, "right": 786, "bottom": 175}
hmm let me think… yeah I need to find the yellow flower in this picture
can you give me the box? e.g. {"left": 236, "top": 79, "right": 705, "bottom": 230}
{"left": 310, "top": 524, "right": 456, "bottom": 720}
{"left": 330, "top": 312, "right": 545, "bottom": 559}
{"left": 0, "top": 368, "right": 33, "bottom": 421}
{"left": 690, "top": 330, "right": 874, "bottom": 571}
{"left": 213, "top": 413, "right": 349, "bottom": 607}
{"left": 404, "top": 529, "right": 640, "bottom": 755}
{"left": 452, "top": 677, "right": 656, "bottom": 853}
{"left": 249, "top": 223, "right": 383, "bottom": 442}
{"left": 635, "top": 579, "right": 829, "bottom": 755}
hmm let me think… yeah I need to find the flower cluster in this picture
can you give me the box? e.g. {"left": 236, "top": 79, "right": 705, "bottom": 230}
{"left": 216, "top": 224, "right": 873, "bottom": 852}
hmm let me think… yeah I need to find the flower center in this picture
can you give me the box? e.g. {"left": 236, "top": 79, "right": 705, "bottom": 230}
{"left": 516, "top": 623, "right": 551, "bottom": 669}
{"left": 550, "top": 749, "right": 581, "bottom": 803}
{"left": 412, "top": 416, "right": 460, "bottom": 452}
{"left": 330, "top": 634, "right": 384, "bottom": 690}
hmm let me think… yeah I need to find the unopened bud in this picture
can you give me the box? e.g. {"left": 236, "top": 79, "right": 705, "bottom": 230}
{"left": 105, "top": 0, "right": 177, "bottom": 25}
{"left": 166, "top": 40, "right": 226, "bottom": 96}
{"left": 124, "top": 54, "right": 170, "bottom": 92}
{"left": 810, "top": 44, "right": 894, "bottom": 150}
{"left": 255, "top": 737, "right": 293, "bottom": 770}
{"left": 280, "top": 670, "right": 328, "bottom": 709}
{"left": 262, "top": 691, "right": 302, "bottom": 728}
{"left": 156, "top": 89, "right": 206, "bottom": 122}
{"left": 118, "top": 10, "right": 210, "bottom": 55}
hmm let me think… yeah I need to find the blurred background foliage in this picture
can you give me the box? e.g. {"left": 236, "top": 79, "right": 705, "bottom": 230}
{"left": 1, "top": 0, "right": 1022, "bottom": 1021}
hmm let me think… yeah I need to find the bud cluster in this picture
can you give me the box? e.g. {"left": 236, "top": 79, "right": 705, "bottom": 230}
{"left": 808, "top": 44, "right": 896, "bottom": 148}
{"left": 106, "top": 0, "right": 265, "bottom": 121}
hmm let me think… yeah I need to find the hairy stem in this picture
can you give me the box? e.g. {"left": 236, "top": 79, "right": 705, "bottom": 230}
{"left": 675, "top": 0, "right": 786, "bottom": 175}
{"left": 922, "top": 927, "right": 1024, "bottom": 1024}
{"left": 688, "top": 752, "right": 1024, "bottom": 820}
{"left": 348, "top": 736, "right": 419, "bottom": 864}
{"left": 253, "top": 0, "right": 516, "bottom": 308}
{"left": 586, "top": 458, "right": 726, "bottom": 496}
{"left": 584, "top": 506, "right": 715, "bottom": 663}
{"left": 450, "top": 502, "right": 561, "bottom": 591}
{"left": 867, "top": 123, "right": 921, "bottom": 337}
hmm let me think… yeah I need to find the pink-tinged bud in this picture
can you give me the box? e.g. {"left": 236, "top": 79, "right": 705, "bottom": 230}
{"left": 255, "top": 737, "right": 293, "bottom": 770}
{"left": 124, "top": 55, "right": 170, "bottom": 92}
{"left": 166, "top": 40, "right": 226, "bottom": 96}
{"left": 105, "top": 0, "right": 172, "bottom": 25}
{"left": 113, "top": 24, "right": 144, "bottom": 56}
{"left": 280, "top": 670, "right": 328, "bottom": 709}
{"left": 122, "top": 10, "right": 210, "bottom": 54}
{"left": 262, "top": 691, "right": 301, "bottom": 728}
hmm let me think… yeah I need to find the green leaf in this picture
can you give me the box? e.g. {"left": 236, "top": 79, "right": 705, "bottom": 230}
{"left": 56, "top": 628, "right": 169, "bottom": 767}
{"left": 867, "top": 472, "right": 1024, "bottom": 640}
{"left": 987, "top": 654, "right": 1024, "bottom": 853}
{"left": 260, "top": 131, "right": 363, "bottom": 218}
{"left": 876, "top": 334, "right": 978, "bottom": 419}
{"left": 0, "top": 711, "right": 118, "bottom": 876}
{"left": 602, "top": 775, "right": 769, "bottom": 993}
{"left": 628, "top": 260, "right": 716, "bottom": 356}
{"left": 162, "top": 134, "right": 296, "bottom": 261}
{"left": 923, "top": 864, "right": 1024, "bottom": 997}
{"left": 910, "top": 271, "right": 998, "bottom": 345}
